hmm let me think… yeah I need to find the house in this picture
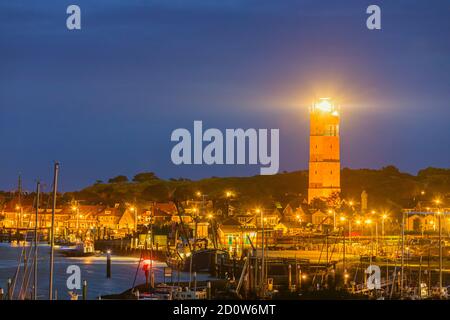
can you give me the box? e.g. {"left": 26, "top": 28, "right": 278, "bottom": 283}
{"left": 234, "top": 213, "right": 256, "bottom": 227}
{"left": 274, "top": 219, "right": 303, "bottom": 236}
{"left": 311, "top": 210, "right": 332, "bottom": 228}
{"left": 404, "top": 206, "right": 450, "bottom": 233}
{"left": 97, "top": 206, "right": 122, "bottom": 229}
{"left": 217, "top": 218, "right": 257, "bottom": 255}
{"left": 118, "top": 208, "right": 136, "bottom": 232}
{"left": 283, "top": 203, "right": 310, "bottom": 223}
{"left": 251, "top": 208, "right": 282, "bottom": 227}
{"left": 0, "top": 199, "right": 35, "bottom": 228}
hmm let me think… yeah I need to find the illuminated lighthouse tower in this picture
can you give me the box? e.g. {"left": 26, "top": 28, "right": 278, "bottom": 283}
{"left": 308, "top": 98, "right": 341, "bottom": 203}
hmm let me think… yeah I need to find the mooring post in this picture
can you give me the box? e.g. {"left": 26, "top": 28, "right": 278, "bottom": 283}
{"left": 82, "top": 280, "right": 87, "bottom": 300}
{"left": 207, "top": 281, "right": 211, "bottom": 300}
{"left": 7, "top": 278, "right": 12, "bottom": 300}
{"left": 249, "top": 265, "right": 254, "bottom": 293}
{"left": 193, "top": 272, "right": 197, "bottom": 294}
{"left": 106, "top": 250, "right": 112, "bottom": 278}
{"left": 150, "top": 269, "right": 155, "bottom": 289}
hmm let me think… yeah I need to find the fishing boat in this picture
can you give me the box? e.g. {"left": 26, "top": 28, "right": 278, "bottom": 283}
{"left": 167, "top": 247, "right": 230, "bottom": 273}
{"left": 58, "top": 238, "right": 98, "bottom": 257}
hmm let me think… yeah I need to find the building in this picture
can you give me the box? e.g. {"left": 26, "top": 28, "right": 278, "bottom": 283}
{"left": 217, "top": 217, "right": 257, "bottom": 255}
{"left": 311, "top": 210, "right": 332, "bottom": 229}
{"left": 274, "top": 219, "right": 303, "bottom": 236}
{"left": 404, "top": 207, "right": 450, "bottom": 233}
{"left": 308, "top": 98, "right": 341, "bottom": 203}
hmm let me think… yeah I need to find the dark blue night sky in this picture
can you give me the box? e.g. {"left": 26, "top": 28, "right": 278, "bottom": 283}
{"left": 1, "top": 0, "right": 449, "bottom": 192}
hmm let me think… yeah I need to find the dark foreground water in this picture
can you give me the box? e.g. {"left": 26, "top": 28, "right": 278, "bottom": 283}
{"left": 0, "top": 243, "right": 211, "bottom": 300}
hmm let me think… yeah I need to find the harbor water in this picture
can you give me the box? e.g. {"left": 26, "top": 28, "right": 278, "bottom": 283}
{"left": 0, "top": 243, "right": 212, "bottom": 300}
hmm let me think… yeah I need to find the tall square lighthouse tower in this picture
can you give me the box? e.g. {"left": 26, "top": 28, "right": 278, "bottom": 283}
{"left": 308, "top": 98, "right": 341, "bottom": 203}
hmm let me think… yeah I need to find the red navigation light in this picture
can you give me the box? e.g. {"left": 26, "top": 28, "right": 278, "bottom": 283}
{"left": 142, "top": 259, "right": 152, "bottom": 271}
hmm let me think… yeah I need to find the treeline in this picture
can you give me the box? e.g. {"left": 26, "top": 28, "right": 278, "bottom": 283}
{"left": 61, "top": 166, "right": 450, "bottom": 212}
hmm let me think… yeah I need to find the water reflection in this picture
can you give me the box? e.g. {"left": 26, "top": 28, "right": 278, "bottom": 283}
{"left": 0, "top": 243, "right": 211, "bottom": 300}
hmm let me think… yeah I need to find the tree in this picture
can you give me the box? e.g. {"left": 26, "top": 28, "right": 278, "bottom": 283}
{"left": 108, "top": 175, "right": 128, "bottom": 183}
{"left": 381, "top": 165, "right": 400, "bottom": 176}
{"left": 132, "top": 172, "right": 159, "bottom": 183}
{"left": 141, "top": 183, "right": 170, "bottom": 202}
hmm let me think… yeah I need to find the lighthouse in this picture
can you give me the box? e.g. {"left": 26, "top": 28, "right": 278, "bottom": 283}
{"left": 308, "top": 98, "right": 341, "bottom": 203}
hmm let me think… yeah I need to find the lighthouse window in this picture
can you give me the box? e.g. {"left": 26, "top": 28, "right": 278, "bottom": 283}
{"left": 325, "top": 125, "right": 338, "bottom": 136}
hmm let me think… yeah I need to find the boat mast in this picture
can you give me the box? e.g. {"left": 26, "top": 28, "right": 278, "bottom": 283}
{"left": 150, "top": 201, "right": 154, "bottom": 288}
{"left": 49, "top": 162, "right": 59, "bottom": 300}
{"left": 438, "top": 209, "right": 442, "bottom": 298}
{"left": 400, "top": 211, "right": 405, "bottom": 298}
{"left": 34, "top": 181, "right": 40, "bottom": 300}
{"left": 260, "top": 209, "right": 265, "bottom": 297}
{"left": 18, "top": 174, "right": 22, "bottom": 229}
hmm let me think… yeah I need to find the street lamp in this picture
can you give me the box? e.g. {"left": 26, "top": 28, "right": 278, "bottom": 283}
{"left": 225, "top": 191, "right": 233, "bottom": 216}
{"left": 72, "top": 205, "right": 79, "bottom": 231}
{"left": 339, "top": 216, "right": 347, "bottom": 280}
{"left": 434, "top": 198, "right": 443, "bottom": 298}
{"left": 129, "top": 206, "right": 137, "bottom": 233}
{"left": 364, "top": 218, "right": 374, "bottom": 259}
{"left": 381, "top": 213, "right": 388, "bottom": 237}
{"left": 256, "top": 207, "right": 265, "bottom": 295}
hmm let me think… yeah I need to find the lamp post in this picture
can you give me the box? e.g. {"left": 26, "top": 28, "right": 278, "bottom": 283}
{"left": 365, "top": 218, "right": 373, "bottom": 264}
{"left": 71, "top": 204, "right": 79, "bottom": 233}
{"left": 129, "top": 206, "right": 137, "bottom": 234}
{"left": 339, "top": 216, "right": 347, "bottom": 280}
{"left": 225, "top": 191, "right": 233, "bottom": 217}
{"left": 256, "top": 208, "right": 265, "bottom": 296}
{"left": 381, "top": 214, "right": 388, "bottom": 237}
{"left": 435, "top": 199, "right": 443, "bottom": 298}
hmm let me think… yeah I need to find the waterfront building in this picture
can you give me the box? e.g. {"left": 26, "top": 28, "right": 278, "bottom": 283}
{"left": 216, "top": 217, "right": 257, "bottom": 255}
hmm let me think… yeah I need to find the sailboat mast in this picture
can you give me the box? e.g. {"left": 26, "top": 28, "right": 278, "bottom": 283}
{"left": 34, "top": 181, "right": 40, "bottom": 300}
{"left": 18, "top": 174, "right": 22, "bottom": 229}
{"left": 49, "top": 162, "right": 59, "bottom": 300}
{"left": 400, "top": 212, "right": 405, "bottom": 297}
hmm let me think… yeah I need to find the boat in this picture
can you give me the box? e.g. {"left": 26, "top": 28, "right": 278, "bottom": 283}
{"left": 167, "top": 248, "right": 230, "bottom": 273}
{"left": 58, "top": 238, "right": 99, "bottom": 257}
